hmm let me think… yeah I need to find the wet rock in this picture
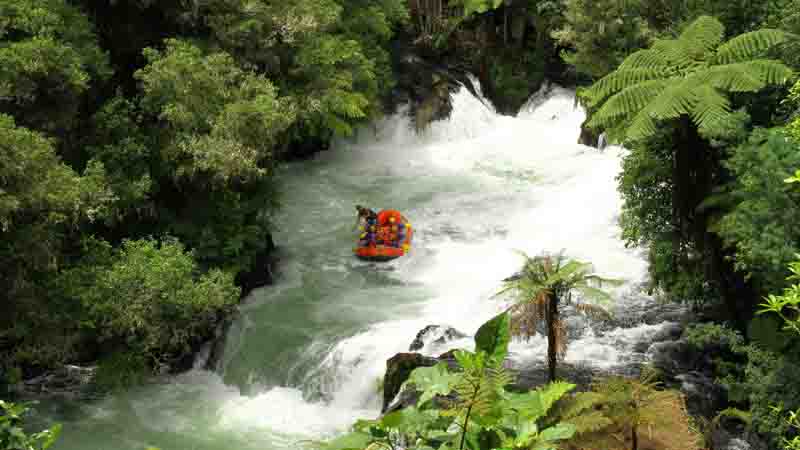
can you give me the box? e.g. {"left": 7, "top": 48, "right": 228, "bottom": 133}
{"left": 509, "top": 360, "right": 597, "bottom": 392}
{"left": 641, "top": 303, "right": 690, "bottom": 325}
{"left": 651, "top": 322, "right": 684, "bottom": 343}
{"left": 15, "top": 365, "right": 95, "bottom": 398}
{"left": 710, "top": 415, "right": 769, "bottom": 450}
{"left": 675, "top": 371, "right": 726, "bottom": 417}
{"left": 649, "top": 339, "right": 714, "bottom": 378}
{"left": 578, "top": 119, "right": 600, "bottom": 148}
{"left": 382, "top": 353, "right": 438, "bottom": 412}
{"left": 409, "top": 325, "right": 468, "bottom": 352}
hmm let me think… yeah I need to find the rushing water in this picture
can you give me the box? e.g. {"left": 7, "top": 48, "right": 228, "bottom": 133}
{"left": 40, "top": 81, "right": 670, "bottom": 450}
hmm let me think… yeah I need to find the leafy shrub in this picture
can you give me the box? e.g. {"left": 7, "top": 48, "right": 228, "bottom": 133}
{"left": 0, "top": 401, "right": 60, "bottom": 450}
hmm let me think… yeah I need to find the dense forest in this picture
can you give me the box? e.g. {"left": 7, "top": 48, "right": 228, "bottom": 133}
{"left": 3, "top": 0, "right": 800, "bottom": 449}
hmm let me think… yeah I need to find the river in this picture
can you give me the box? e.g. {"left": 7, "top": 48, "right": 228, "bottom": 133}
{"left": 41, "top": 80, "right": 672, "bottom": 450}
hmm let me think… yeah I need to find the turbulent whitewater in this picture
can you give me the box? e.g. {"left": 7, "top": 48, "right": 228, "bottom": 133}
{"left": 44, "top": 81, "right": 672, "bottom": 450}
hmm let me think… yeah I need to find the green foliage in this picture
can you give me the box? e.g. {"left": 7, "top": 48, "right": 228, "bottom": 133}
{"left": 684, "top": 321, "right": 800, "bottom": 447}
{"left": 452, "top": 0, "right": 503, "bottom": 18}
{"left": 789, "top": 80, "right": 800, "bottom": 142}
{"left": 136, "top": 38, "right": 294, "bottom": 185}
{"left": 203, "top": 0, "right": 404, "bottom": 141}
{"left": 685, "top": 322, "right": 744, "bottom": 349}
{"left": 552, "top": 0, "right": 654, "bottom": 79}
{"left": 716, "top": 129, "right": 800, "bottom": 292}
{"left": 82, "top": 95, "right": 154, "bottom": 225}
{"left": 0, "top": 114, "right": 114, "bottom": 369}
{"left": 58, "top": 237, "right": 239, "bottom": 373}
{"left": 0, "top": 401, "right": 60, "bottom": 450}
{"left": 408, "top": 363, "right": 460, "bottom": 407}
{"left": 474, "top": 312, "right": 511, "bottom": 365}
{"left": 585, "top": 16, "right": 794, "bottom": 142}
{"left": 290, "top": 34, "right": 373, "bottom": 137}
{"left": 748, "top": 313, "right": 797, "bottom": 352}
{"left": 782, "top": 408, "right": 800, "bottom": 450}
{"left": 93, "top": 351, "right": 149, "bottom": 391}
{"left": 0, "top": 0, "right": 111, "bottom": 132}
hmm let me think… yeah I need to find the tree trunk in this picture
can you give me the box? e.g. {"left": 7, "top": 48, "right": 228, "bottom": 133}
{"left": 546, "top": 295, "right": 558, "bottom": 382}
{"left": 676, "top": 117, "right": 752, "bottom": 331}
{"left": 631, "top": 426, "right": 638, "bottom": 450}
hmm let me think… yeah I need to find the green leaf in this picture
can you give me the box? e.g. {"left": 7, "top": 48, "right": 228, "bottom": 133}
{"left": 474, "top": 312, "right": 511, "bottom": 363}
{"left": 538, "top": 423, "right": 576, "bottom": 442}
{"left": 407, "top": 363, "right": 459, "bottom": 407}
{"left": 507, "top": 382, "right": 576, "bottom": 420}
{"left": 514, "top": 421, "right": 540, "bottom": 445}
{"left": 381, "top": 407, "right": 440, "bottom": 431}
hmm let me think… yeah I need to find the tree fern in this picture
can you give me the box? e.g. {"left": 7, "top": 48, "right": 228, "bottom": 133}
{"left": 586, "top": 15, "right": 795, "bottom": 143}
{"left": 495, "top": 251, "right": 620, "bottom": 381}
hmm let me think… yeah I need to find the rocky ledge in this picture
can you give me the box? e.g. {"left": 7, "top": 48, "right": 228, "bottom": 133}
{"left": 6, "top": 364, "right": 96, "bottom": 400}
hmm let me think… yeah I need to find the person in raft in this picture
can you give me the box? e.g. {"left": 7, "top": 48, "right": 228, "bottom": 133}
{"left": 376, "top": 209, "right": 404, "bottom": 247}
{"left": 356, "top": 205, "right": 378, "bottom": 247}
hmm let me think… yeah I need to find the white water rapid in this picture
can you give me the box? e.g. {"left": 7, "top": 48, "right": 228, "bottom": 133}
{"left": 45, "top": 80, "right": 675, "bottom": 450}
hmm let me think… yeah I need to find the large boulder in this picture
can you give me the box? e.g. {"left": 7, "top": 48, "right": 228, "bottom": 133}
{"left": 382, "top": 352, "right": 439, "bottom": 412}
{"left": 578, "top": 118, "right": 600, "bottom": 148}
{"left": 409, "top": 325, "right": 468, "bottom": 352}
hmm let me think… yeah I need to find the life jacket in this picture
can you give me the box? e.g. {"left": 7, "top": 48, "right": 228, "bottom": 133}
{"left": 376, "top": 209, "right": 403, "bottom": 226}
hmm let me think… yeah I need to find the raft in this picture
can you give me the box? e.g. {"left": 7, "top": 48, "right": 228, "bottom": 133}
{"left": 354, "top": 210, "right": 413, "bottom": 261}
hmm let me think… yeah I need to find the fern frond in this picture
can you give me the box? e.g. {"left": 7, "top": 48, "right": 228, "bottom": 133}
{"left": 678, "top": 15, "right": 725, "bottom": 56}
{"left": 696, "top": 63, "right": 766, "bottom": 92}
{"left": 744, "top": 59, "right": 794, "bottom": 85}
{"left": 650, "top": 39, "right": 695, "bottom": 69}
{"left": 553, "top": 392, "right": 605, "bottom": 421}
{"left": 588, "top": 79, "right": 670, "bottom": 129}
{"left": 566, "top": 410, "right": 614, "bottom": 435}
{"left": 713, "top": 29, "right": 795, "bottom": 64}
{"left": 648, "top": 80, "right": 699, "bottom": 120}
{"left": 575, "top": 303, "right": 613, "bottom": 321}
{"left": 539, "top": 381, "right": 576, "bottom": 416}
{"left": 574, "top": 285, "right": 615, "bottom": 305}
{"left": 617, "top": 49, "right": 673, "bottom": 71}
{"left": 690, "top": 85, "right": 732, "bottom": 134}
{"left": 487, "top": 365, "right": 514, "bottom": 392}
{"left": 585, "top": 68, "right": 670, "bottom": 106}
{"left": 509, "top": 295, "right": 547, "bottom": 339}
{"left": 624, "top": 82, "right": 695, "bottom": 141}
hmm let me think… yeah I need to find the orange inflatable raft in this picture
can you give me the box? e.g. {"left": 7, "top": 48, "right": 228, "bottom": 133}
{"left": 354, "top": 209, "right": 413, "bottom": 261}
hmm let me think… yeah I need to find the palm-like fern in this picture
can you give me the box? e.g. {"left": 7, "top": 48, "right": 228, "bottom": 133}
{"left": 585, "top": 15, "right": 795, "bottom": 142}
{"left": 542, "top": 390, "right": 612, "bottom": 439}
{"left": 443, "top": 351, "right": 513, "bottom": 450}
{"left": 570, "top": 373, "right": 701, "bottom": 450}
{"left": 495, "top": 251, "right": 622, "bottom": 382}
